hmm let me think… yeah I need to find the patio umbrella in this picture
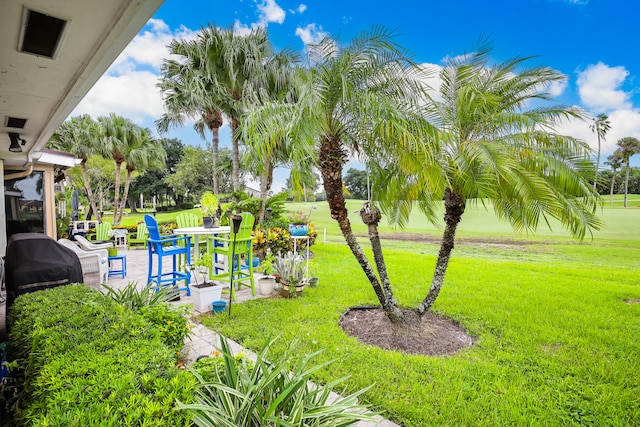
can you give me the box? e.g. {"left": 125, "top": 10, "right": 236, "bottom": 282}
{"left": 71, "top": 190, "right": 79, "bottom": 222}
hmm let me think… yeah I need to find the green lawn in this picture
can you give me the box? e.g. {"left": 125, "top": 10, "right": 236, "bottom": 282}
{"left": 199, "top": 200, "right": 640, "bottom": 426}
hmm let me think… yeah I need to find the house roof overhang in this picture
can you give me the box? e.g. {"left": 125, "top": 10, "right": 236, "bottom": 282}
{"left": 0, "top": 0, "right": 164, "bottom": 169}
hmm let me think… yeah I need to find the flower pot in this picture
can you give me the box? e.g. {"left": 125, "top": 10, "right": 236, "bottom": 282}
{"left": 308, "top": 277, "right": 319, "bottom": 287}
{"left": 107, "top": 247, "right": 118, "bottom": 257}
{"left": 211, "top": 300, "right": 227, "bottom": 313}
{"left": 203, "top": 217, "right": 216, "bottom": 228}
{"left": 191, "top": 281, "right": 223, "bottom": 313}
{"left": 258, "top": 276, "right": 275, "bottom": 296}
{"left": 279, "top": 282, "right": 304, "bottom": 298}
{"left": 288, "top": 224, "right": 308, "bottom": 236}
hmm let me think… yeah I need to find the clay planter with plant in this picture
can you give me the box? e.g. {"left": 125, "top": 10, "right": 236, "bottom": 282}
{"left": 273, "top": 251, "right": 306, "bottom": 298}
{"left": 257, "top": 251, "right": 276, "bottom": 296}
{"left": 200, "top": 191, "right": 219, "bottom": 228}
{"left": 189, "top": 253, "right": 223, "bottom": 312}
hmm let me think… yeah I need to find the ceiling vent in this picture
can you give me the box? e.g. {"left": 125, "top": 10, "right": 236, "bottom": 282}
{"left": 19, "top": 9, "right": 67, "bottom": 59}
{"left": 6, "top": 117, "right": 27, "bottom": 129}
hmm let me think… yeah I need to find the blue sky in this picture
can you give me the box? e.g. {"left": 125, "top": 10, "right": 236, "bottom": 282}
{"left": 72, "top": 0, "right": 640, "bottom": 190}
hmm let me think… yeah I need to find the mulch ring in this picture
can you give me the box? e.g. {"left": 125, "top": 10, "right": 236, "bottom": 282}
{"left": 339, "top": 306, "right": 474, "bottom": 356}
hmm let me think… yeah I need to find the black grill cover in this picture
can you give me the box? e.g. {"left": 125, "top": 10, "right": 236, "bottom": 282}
{"left": 5, "top": 233, "right": 83, "bottom": 309}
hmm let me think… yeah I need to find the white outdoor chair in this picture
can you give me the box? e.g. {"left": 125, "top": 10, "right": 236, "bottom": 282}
{"left": 74, "top": 234, "right": 113, "bottom": 251}
{"left": 58, "top": 239, "right": 108, "bottom": 288}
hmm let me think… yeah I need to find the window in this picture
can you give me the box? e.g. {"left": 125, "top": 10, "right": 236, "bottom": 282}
{"left": 5, "top": 171, "right": 45, "bottom": 237}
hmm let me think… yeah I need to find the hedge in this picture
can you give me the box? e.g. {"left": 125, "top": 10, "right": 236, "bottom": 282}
{"left": 6, "top": 285, "right": 195, "bottom": 426}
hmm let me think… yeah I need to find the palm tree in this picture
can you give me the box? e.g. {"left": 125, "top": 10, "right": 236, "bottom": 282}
{"left": 616, "top": 137, "right": 640, "bottom": 207}
{"left": 157, "top": 25, "right": 276, "bottom": 193}
{"left": 157, "top": 35, "right": 227, "bottom": 194}
{"left": 374, "top": 43, "right": 601, "bottom": 316}
{"left": 115, "top": 128, "right": 166, "bottom": 224}
{"left": 604, "top": 150, "right": 624, "bottom": 205}
{"left": 98, "top": 114, "right": 138, "bottom": 224}
{"left": 244, "top": 27, "right": 428, "bottom": 323}
{"left": 48, "top": 115, "right": 103, "bottom": 222}
{"left": 590, "top": 114, "right": 611, "bottom": 188}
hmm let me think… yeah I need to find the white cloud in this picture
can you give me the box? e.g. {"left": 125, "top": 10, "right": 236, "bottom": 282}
{"left": 73, "top": 71, "right": 164, "bottom": 124}
{"left": 577, "top": 62, "right": 631, "bottom": 111}
{"left": 548, "top": 78, "right": 567, "bottom": 97}
{"left": 234, "top": 0, "right": 286, "bottom": 35}
{"left": 289, "top": 4, "right": 307, "bottom": 14}
{"left": 72, "top": 19, "right": 197, "bottom": 126}
{"left": 295, "top": 23, "right": 328, "bottom": 46}
{"left": 258, "top": 0, "right": 285, "bottom": 24}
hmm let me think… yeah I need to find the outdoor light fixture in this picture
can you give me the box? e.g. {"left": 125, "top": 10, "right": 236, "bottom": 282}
{"left": 8, "top": 132, "right": 26, "bottom": 153}
{"left": 265, "top": 207, "right": 273, "bottom": 221}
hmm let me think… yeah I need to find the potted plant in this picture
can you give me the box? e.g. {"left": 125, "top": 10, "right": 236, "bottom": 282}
{"left": 257, "top": 251, "right": 276, "bottom": 296}
{"left": 306, "top": 259, "right": 319, "bottom": 287}
{"left": 188, "top": 253, "right": 223, "bottom": 312}
{"left": 273, "top": 251, "right": 306, "bottom": 298}
{"left": 200, "top": 191, "right": 219, "bottom": 228}
{"left": 287, "top": 211, "right": 309, "bottom": 236}
{"left": 286, "top": 206, "right": 316, "bottom": 236}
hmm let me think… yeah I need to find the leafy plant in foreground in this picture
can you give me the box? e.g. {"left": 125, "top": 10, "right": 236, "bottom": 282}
{"left": 179, "top": 336, "right": 376, "bottom": 427}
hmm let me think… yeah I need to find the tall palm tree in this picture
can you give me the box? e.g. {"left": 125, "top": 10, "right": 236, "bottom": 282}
{"left": 590, "top": 113, "right": 611, "bottom": 188}
{"left": 244, "top": 27, "right": 428, "bottom": 323}
{"left": 48, "top": 115, "right": 103, "bottom": 222}
{"left": 242, "top": 53, "right": 301, "bottom": 221}
{"left": 157, "top": 25, "right": 275, "bottom": 193}
{"left": 374, "top": 43, "right": 601, "bottom": 316}
{"left": 604, "top": 150, "right": 624, "bottom": 205}
{"left": 115, "top": 128, "right": 166, "bottom": 224}
{"left": 617, "top": 137, "right": 640, "bottom": 207}
{"left": 98, "top": 114, "right": 138, "bottom": 224}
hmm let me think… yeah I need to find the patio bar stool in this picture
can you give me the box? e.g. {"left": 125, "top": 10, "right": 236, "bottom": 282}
{"left": 144, "top": 214, "right": 191, "bottom": 295}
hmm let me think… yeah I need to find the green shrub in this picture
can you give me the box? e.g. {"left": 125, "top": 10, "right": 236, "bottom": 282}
{"left": 7, "top": 285, "right": 195, "bottom": 425}
{"left": 179, "top": 336, "right": 375, "bottom": 427}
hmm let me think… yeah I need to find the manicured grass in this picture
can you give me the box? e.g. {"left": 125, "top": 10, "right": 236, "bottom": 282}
{"left": 202, "top": 236, "right": 640, "bottom": 426}
{"left": 288, "top": 198, "right": 640, "bottom": 243}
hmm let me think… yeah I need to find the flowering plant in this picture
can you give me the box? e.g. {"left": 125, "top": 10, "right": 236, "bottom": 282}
{"left": 200, "top": 191, "right": 219, "bottom": 218}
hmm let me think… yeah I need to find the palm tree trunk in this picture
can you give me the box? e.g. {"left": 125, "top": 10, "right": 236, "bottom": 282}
{"left": 211, "top": 126, "right": 220, "bottom": 194}
{"left": 113, "top": 162, "right": 123, "bottom": 225}
{"left": 231, "top": 117, "right": 240, "bottom": 192}
{"left": 258, "top": 154, "right": 273, "bottom": 222}
{"left": 319, "top": 138, "right": 404, "bottom": 323}
{"left": 609, "top": 170, "right": 617, "bottom": 206}
{"left": 624, "top": 163, "right": 630, "bottom": 207}
{"left": 417, "top": 188, "right": 466, "bottom": 315}
{"left": 593, "top": 135, "right": 601, "bottom": 190}
{"left": 360, "top": 202, "right": 401, "bottom": 312}
{"left": 116, "top": 169, "right": 134, "bottom": 224}
{"left": 80, "top": 160, "right": 101, "bottom": 222}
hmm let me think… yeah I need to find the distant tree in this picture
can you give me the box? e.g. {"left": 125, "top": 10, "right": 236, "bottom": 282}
{"left": 132, "top": 138, "right": 184, "bottom": 208}
{"left": 617, "top": 137, "right": 640, "bottom": 207}
{"left": 116, "top": 128, "right": 165, "bottom": 223}
{"left": 48, "top": 115, "right": 103, "bottom": 221}
{"left": 590, "top": 114, "right": 611, "bottom": 188}
{"left": 343, "top": 168, "right": 369, "bottom": 200}
{"left": 165, "top": 146, "right": 237, "bottom": 205}
{"left": 604, "top": 150, "right": 624, "bottom": 205}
